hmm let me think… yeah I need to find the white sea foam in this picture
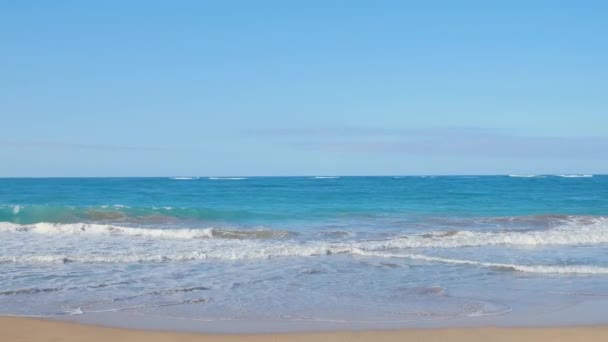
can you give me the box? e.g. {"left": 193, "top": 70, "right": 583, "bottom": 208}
{"left": 0, "top": 222, "right": 214, "bottom": 239}
{"left": 2, "top": 216, "right": 608, "bottom": 247}
{"left": 508, "top": 174, "right": 541, "bottom": 178}
{"left": 556, "top": 174, "right": 593, "bottom": 178}
{"left": 2, "top": 217, "right": 608, "bottom": 274}
{"left": 208, "top": 177, "right": 246, "bottom": 180}
{"left": 0, "top": 222, "right": 295, "bottom": 240}
{"left": 356, "top": 251, "right": 608, "bottom": 275}
{"left": 12, "top": 205, "right": 21, "bottom": 214}
{"left": 361, "top": 217, "right": 608, "bottom": 249}
{"left": 0, "top": 245, "right": 341, "bottom": 264}
{"left": 2, "top": 246, "right": 607, "bottom": 274}
{"left": 2, "top": 229, "right": 606, "bottom": 274}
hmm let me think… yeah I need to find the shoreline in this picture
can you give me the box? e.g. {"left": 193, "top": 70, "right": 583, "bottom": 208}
{"left": 2, "top": 317, "right": 608, "bottom": 342}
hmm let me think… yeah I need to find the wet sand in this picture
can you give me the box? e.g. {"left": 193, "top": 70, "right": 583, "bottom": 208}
{"left": 2, "top": 316, "right": 607, "bottom": 342}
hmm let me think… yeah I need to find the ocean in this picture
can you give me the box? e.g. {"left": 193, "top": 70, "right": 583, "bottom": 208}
{"left": 1, "top": 175, "right": 608, "bottom": 331}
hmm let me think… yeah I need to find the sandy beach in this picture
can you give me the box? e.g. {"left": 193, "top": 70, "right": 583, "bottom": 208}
{"left": 2, "top": 317, "right": 607, "bottom": 342}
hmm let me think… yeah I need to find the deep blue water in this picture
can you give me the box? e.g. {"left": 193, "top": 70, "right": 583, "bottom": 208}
{"left": 2, "top": 175, "right": 607, "bottom": 223}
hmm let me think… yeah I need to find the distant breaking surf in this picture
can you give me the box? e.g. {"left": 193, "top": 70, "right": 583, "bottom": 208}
{"left": 508, "top": 174, "right": 594, "bottom": 178}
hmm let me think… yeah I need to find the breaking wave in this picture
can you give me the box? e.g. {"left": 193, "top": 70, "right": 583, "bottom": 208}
{"left": 357, "top": 251, "right": 608, "bottom": 275}
{"left": 0, "top": 222, "right": 294, "bottom": 240}
{"left": 2, "top": 248, "right": 607, "bottom": 274}
{"left": 2, "top": 215, "right": 608, "bottom": 274}
{"left": 364, "top": 216, "right": 608, "bottom": 249}
{"left": 508, "top": 174, "right": 543, "bottom": 178}
{"left": 556, "top": 174, "right": 593, "bottom": 178}
{"left": 2, "top": 215, "right": 607, "bottom": 247}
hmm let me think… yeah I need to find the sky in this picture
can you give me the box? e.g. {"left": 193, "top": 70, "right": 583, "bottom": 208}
{"left": 1, "top": 1, "right": 607, "bottom": 176}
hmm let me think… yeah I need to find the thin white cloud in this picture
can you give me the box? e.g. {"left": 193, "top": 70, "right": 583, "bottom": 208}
{"left": 0, "top": 140, "right": 160, "bottom": 151}
{"left": 249, "top": 126, "right": 608, "bottom": 159}
{"left": 245, "top": 125, "right": 495, "bottom": 138}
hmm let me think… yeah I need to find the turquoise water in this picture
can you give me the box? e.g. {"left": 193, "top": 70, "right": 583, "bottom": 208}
{"left": 1, "top": 175, "right": 608, "bottom": 330}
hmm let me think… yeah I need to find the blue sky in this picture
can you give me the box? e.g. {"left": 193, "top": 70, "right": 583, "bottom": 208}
{"left": 1, "top": 1, "right": 607, "bottom": 176}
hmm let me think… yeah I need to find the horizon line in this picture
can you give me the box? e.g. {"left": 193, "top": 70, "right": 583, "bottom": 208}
{"left": 0, "top": 174, "right": 604, "bottom": 179}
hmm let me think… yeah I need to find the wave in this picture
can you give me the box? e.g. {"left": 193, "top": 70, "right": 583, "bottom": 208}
{"left": 363, "top": 217, "right": 608, "bottom": 249}
{"left": 208, "top": 177, "right": 246, "bottom": 180}
{"left": 3, "top": 216, "right": 608, "bottom": 274}
{"left": 422, "top": 214, "right": 584, "bottom": 229}
{"left": 2, "top": 215, "right": 608, "bottom": 247}
{"left": 556, "top": 174, "right": 593, "bottom": 178}
{"left": 0, "top": 287, "right": 63, "bottom": 296}
{"left": 2, "top": 248, "right": 607, "bottom": 274}
{"left": 357, "top": 251, "right": 608, "bottom": 275}
{"left": 507, "top": 174, "right": 593, "bottom": 179}
{"left": 313, "top": 176, "right": 339, "bottom": 179}
{"left": 506, "top": 174, "right": 596, "bottom": 179}
{"left": 212, "top": 228, "right": 294, "bottom": 239}
{"left": 0, "top": 249, "right": 332, "bottom": 264}
{"left": 391, "top": 176, "right": 437, "bottom": 178}
{"left": 508, "top": 174, "right": 543, "bottom": 178}
{"left": 101, "top": 204, "right": 129, "bottom": 208}
{"left": 0, "top": 222, "right": 294, "bottom": 240}
{"left": 0, "top": 281, "right": 138, "bottom": 297}
{"left": 72, "top": 297, "right": 209, "bottom": 315}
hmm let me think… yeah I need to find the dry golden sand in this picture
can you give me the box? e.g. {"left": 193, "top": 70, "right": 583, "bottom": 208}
{"left": 2, "top": 317, "right": 608, "bottom": 342}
